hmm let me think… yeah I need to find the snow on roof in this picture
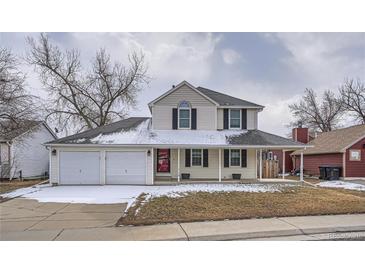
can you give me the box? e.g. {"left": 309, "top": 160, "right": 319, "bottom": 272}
{"left": 91, "top": 119, "right": 245, "bottom": 145}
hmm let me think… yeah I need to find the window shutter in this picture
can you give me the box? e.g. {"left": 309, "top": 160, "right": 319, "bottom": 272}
{"left": 191, "top": 108, "right": 197, "bottom": 130}
{"left": 241, "top": 109, "right": 247, "bottom": 130}
{"left": 185, "top": 149, "right": 191, "bottom": 167}
{"left": 203, "top": 149, "right": 209, "bottom": 167}
{"left": 223, "top": 109, "right": 229, "bottom": 129}
{"left": 241, "top": 149, "right": 247, "bottom": 167}
{"left": 172, "top": 108, "right": 178, "bottom": 129}
{"left": 224, "top": 149, "right": 229, "bottom": 167}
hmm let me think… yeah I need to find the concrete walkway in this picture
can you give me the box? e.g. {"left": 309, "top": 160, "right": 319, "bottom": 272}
{"left": 1, "top": 198, "right": 365, "bottom": 240}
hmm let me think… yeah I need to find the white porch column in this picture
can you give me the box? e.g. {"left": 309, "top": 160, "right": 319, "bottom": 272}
{"left": 282, "top": 150, "right": 285, "bottom": 180}
{"left": 151, "top": 148, "right": 154, "bottom": 185}
{"left": 300, "top": 151, "right": 304, "bottom": 182}
{"left": 218, "top": 148, "right": 222, "bottom": 182}
{"left": 177, "top": 148, "right": 181, "bottom": 182}
{"left": 259, "top": 149, "right": 263, "bottom": 180}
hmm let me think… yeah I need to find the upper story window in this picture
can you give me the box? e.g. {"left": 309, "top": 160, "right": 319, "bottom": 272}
{"left": 229, "top": 109, "right": 241, "bottom": 129}
{"left": 178, "top": 101, "right": 191, "bottom": 129}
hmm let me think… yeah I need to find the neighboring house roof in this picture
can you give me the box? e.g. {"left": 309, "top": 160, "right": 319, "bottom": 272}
{"left": 148, "top": 80, "right": 264, "bottom": 109}
{"left": 292, "top": 124, "right": 365, "bottom": 155}
{"left": 47, "top": 117, "right": 306, "bottom": 148}
{"left": 0, "top": 121, "right": 57, "bottom": 142}
{"left": 196, "top": 87, "right": 264, "bottom": 108}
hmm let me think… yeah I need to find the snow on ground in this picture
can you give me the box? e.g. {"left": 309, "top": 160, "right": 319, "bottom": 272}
{"left": 90, "top": 118, "right": 246, "bottom": 145}
{"left": 318, "top": 180, "right": 365, "bottom": 191}
{"left": 1, "top": 183, "right": 293, "bottom": 209}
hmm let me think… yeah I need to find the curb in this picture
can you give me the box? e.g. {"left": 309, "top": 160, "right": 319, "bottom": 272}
{"left": 184, "top": 225, "right": 365, "bottom": 241}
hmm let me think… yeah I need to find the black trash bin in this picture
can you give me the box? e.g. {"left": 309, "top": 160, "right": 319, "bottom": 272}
{"left": 319, "top": 166, "right": 341, "bottom": 180}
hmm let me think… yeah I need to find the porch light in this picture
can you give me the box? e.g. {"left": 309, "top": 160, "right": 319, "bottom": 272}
{"left": 52, "top": 149, "right": 57, "bottom": 156}
{"left": 147, "top": 150, "right": 151, "bottom": 156}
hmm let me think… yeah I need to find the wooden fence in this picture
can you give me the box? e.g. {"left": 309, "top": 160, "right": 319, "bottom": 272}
{"left": 262, "top": 160, "right": 279, "bottom": 178}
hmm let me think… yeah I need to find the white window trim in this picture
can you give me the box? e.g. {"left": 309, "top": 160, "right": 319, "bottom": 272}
{"left": 191, "top": 149, "right": 203, "bottom": 167}
{"left": 178, "top": 107, "right": 191, "bottom": 130}
{"left": 229, "top": 149, "right": 241, "bottom": 167}
{"left": 349, "top": 149, "right": 361, "bottom": 161}
{"left": 229, "top": 109, "right": 241, "bottom": 130}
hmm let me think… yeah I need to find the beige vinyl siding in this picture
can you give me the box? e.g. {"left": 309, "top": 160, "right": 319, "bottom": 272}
{"left": 154, "top": 84, "right": 215, "bottom": 106}
{"left": 151, "top": 106, "right": 173, "bottom": 130}
{"left": 197, "top": 106, "right": 216, "bottom": 130}
{"left": 217, "top": 109, "right": 224, "bottom": 130}
{"left": 247, "top": 109, "right": 258, "bottom": 130}
{"left": 156, "top": 148, "right": 256, "bottom": 180}
{"left": 50, "top": 146, "right": 153, "bottom": 185}
{"left": 217, "top": 108, "right": 258, "bottom": 130}
{"left": 152, "top": 84, "right": 217, "bottom": 130}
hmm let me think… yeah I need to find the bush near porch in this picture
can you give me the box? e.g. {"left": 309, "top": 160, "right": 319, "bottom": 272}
{"left": 118, "top": 186, "right": 365, "bottom": 226}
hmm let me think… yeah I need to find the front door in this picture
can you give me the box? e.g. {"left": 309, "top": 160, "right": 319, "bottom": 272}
{"left": 157, "top": 149, "right": 170, "bottom": 173}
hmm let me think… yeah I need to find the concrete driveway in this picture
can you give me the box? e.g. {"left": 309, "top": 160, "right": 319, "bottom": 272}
{"left": 0, "top": 198, "right": 127, "bottom": 240}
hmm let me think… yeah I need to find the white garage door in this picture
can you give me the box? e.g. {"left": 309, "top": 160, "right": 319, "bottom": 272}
{"left": 106, "top": 151, "right": 146, "bottom": 185}
{"left": 59, "top": 151, "right": 100, "bottom": 185}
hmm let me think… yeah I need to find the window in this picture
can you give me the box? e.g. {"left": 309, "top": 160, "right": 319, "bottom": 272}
{"left": 229, "top": 109, "right": 241, "bottom": 129}
{"left": 191, "top": 149, "right": 202, "bottom": 166}
{"left": 178, "top": 101, "right": 191, "bottom": 129}
{"left": 230, "top": 149, "right": 241, "bottom": 166}
{"left": 349, "top": 149, "right": 361, "bottom": 161}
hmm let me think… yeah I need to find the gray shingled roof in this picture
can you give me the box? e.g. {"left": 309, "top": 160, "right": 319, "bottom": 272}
{"left": 196, "top": 86, "right": 264, "bottom": 108}
{"left": 46, "top": 117, "right": 150, "bottom": 144}
{"left": 48, "top": 116, "right": 304, "bottom": 148}
{"left": 228, "top": 130, "right": 305, "bottom": 147}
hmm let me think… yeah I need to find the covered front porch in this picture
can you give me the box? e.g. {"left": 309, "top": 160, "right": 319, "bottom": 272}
{"left": 151, "top": 147, "right": 305, "bottom": 184}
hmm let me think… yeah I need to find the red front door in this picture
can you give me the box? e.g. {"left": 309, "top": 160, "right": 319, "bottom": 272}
{"left": 157, "top": 149, "right": 170, "bottom": 173}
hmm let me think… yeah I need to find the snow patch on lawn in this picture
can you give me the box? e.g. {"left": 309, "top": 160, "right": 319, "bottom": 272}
{"left": 1, "top": 183, "right": 292, "bottom": 209}
{"left": 318, "top": 180, "right": 365, "bottom": 191}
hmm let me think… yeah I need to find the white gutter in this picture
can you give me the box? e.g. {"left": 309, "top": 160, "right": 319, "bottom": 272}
{"left": 45, "top": 143, "right": 312, "bottom": 149}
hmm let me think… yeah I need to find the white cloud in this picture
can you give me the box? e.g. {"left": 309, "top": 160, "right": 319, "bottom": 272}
{"left": 221, "top": 48, "right": 241, "bottom": 64}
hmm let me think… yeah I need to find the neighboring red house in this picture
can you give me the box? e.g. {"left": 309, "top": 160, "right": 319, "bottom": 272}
{"left": 291, "top": 124, "right": 365, "bottom": 179}
{"left": 272, "top": 127, "right": 313, "bottom": 173}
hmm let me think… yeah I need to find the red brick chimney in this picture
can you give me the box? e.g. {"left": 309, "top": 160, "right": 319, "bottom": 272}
{"left": 292, "top": 123, "right": 309, "bottom": 144}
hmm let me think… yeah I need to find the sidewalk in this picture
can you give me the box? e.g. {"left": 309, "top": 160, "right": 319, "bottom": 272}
{"left": 2, "top": 213, "right": 365, "bottom": 241}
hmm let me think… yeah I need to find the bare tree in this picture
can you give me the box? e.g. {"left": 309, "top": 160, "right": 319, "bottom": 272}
{"left": 26, "top": 33, "right": 149, "bottom": 134}
{"left": 289, "top": 88, "right": 344, "bottom": 132}
{"left": 339, "top": 79, "right": 365, "bottom": 124}
{"left": 0, "top": 48, "right": 39, "bottom": 137}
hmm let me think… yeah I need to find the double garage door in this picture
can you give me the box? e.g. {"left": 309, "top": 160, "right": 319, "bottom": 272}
{"left": 59, "top": 151, "right": 146, "bottom": 185}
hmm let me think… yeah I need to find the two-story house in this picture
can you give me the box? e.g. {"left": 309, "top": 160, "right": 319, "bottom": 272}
{"left": 46, "top": 81, "right": 308, "bottom": 185}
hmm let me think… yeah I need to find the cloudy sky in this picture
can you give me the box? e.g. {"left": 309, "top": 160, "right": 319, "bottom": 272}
{"left": 1, "top": 32, "right": 364, "bottom": 136}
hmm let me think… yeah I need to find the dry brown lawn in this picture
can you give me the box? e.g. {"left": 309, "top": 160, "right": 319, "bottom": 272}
{"left": 0, "top": 179, "right": 46, "bottom": 195}
{"left": 119, "top": 186, "right": 365, "bottom": 226}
